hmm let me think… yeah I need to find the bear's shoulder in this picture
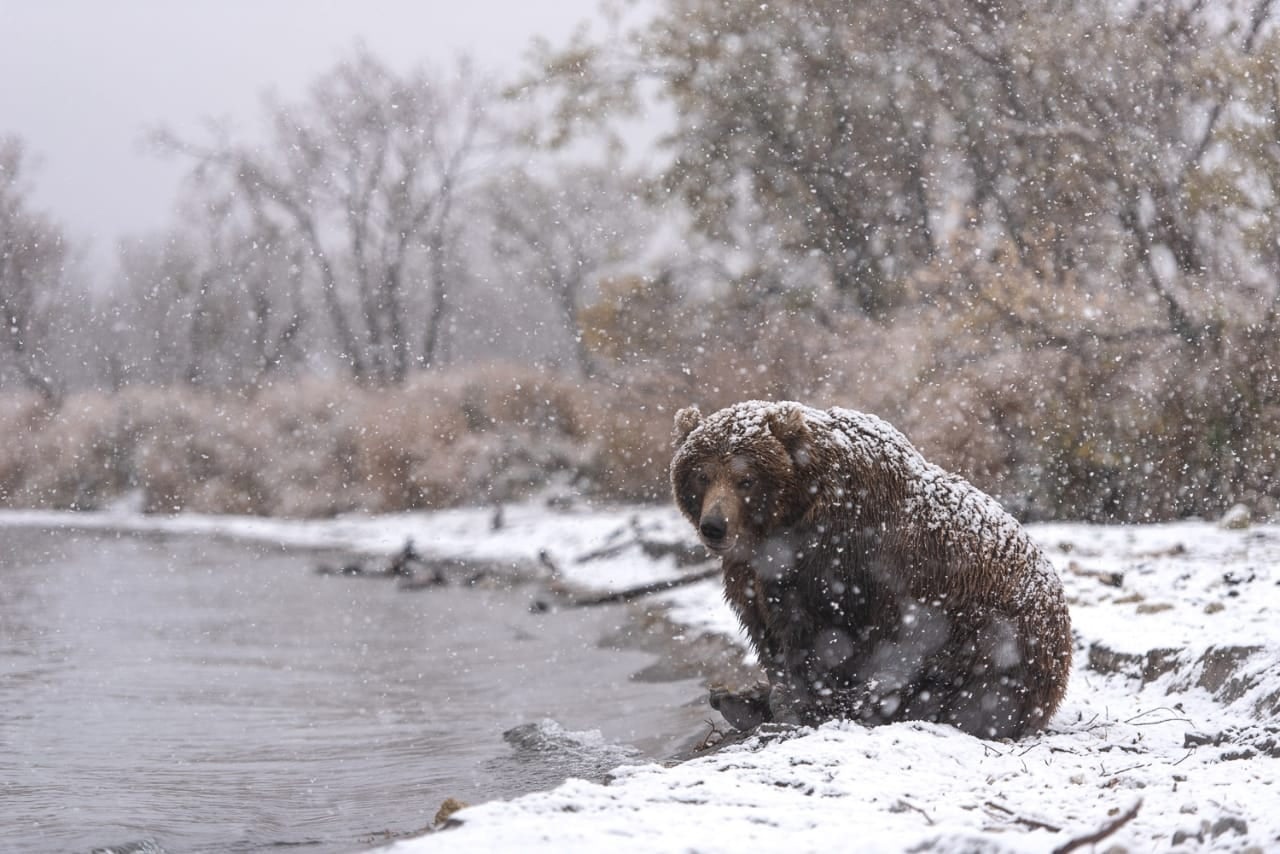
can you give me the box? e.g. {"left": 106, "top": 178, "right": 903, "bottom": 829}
{"left": 903, "top": 458, "right": 1063, "bottom": 607}
{"left": 812, "top": 406, "right": 927, "bottom": 478}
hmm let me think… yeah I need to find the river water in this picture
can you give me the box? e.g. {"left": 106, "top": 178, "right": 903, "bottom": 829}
{"left": 0, "top": 526, "right": 709, "bottom": 853}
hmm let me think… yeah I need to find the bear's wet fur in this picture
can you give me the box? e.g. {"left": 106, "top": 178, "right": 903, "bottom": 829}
{"left": 671, "top": 401, "right": 1072, "bottom": 739}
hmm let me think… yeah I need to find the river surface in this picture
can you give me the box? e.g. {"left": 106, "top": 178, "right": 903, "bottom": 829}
{"left": 0, "top": 526, "right": 709, "bottom": 854}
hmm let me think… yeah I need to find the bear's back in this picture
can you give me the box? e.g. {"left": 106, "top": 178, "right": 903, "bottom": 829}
{"left": 823, "top": 406, "right": 1062, "bottom": 609}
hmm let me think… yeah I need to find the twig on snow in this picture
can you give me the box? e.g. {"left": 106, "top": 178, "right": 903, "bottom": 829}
{"left": 1125, "top": 707, "right": 1191, "bottom": 726}
{"left": 1052, "top": 799, "right": 1142, "bottom": 854}
{"left": 984, "top": 801, "right": 1062, "bottom": 833}
{"left": 696, "top": 719, "right": 728, "bottom": 751}
{"left": 890, "top": 799, "right": 935, "bottom": 826}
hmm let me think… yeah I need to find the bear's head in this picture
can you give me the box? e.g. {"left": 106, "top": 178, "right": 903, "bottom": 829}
{"left": 670, "top": 402, "right": 816, "bottom": 557}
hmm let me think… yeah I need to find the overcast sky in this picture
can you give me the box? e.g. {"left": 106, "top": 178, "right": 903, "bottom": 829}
{"left": 0, "top": 0, "right": 602, "bottom": 271}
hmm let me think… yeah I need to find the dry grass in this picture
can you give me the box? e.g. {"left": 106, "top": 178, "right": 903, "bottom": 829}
{"left": 0, "top": 367, "right": 620, "bottom": 517}
{"left": 1, "top": 315, "right": 1277, "bottom": 522}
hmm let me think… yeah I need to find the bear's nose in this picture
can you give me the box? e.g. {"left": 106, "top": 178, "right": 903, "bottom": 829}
{"left": 700, "top": 515, "right": 728, "bottom": 542}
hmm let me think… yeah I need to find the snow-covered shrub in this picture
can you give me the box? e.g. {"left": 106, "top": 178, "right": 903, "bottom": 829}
{"left": 2, "top": 328, "right": 1277, "bottom": 521}
{"left": 4, "top": 390, "right": 140, "bottom": 510}
{"left": 0, "top": 391, "right": 58, "bottom": 505}
{"left": 0, "top": 366, "right": 607, "bottom": 516}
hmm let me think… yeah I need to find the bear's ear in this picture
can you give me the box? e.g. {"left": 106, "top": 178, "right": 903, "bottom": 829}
{"left": 672, "top": 406, "right": 703, "bottom": 447}
{"left": 767, "top": 406, "right": 811, "bottom": 463}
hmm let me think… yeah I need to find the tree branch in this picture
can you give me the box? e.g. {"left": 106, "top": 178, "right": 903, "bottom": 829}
{"left": 1053, "top": 800, "right": 1142, "bottom": 854}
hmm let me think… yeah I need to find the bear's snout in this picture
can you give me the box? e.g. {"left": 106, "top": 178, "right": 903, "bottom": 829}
{"left": 697, "top": 486, "right": 740, "bottom": 551}
{"left": 699, "top": 514, "right": 728, "bottom": 543}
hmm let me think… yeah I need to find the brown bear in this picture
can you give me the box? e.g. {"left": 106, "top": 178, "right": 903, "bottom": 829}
{"left": 670, "top": 401, "right": 1072, "bottom": 739}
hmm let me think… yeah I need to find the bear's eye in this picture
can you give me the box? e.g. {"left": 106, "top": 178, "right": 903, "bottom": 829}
{"left": 738, "top": 477, "right": 754, "bottom": 491}
{"left": 695, "top": 471, "right": 711, "bottom": 487}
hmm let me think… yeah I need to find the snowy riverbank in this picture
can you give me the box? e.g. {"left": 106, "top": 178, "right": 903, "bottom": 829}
{"left": 4, "top": 503, "right": 1278, "bottom": 852}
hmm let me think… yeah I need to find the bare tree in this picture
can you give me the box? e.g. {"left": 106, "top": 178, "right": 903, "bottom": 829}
{"left": 156, "top": 49, "right": 495, "bottom": 385}
{"left": 485, "top": 162, "right": 650, "bottom": 376}
{"left": 529, "top": 1, "right": 941, "bottom": 318}
{"left": 114, "top": 191, "right": 306, "bottom": 389}
{"left": 0, "top": 137, "right": 70, "bottom": 403}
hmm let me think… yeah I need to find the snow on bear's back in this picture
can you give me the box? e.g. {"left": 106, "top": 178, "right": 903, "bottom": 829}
{"left": 686, "top": 400, "right": 1054, "bottom": 579}
{"left": 820, "top": 404, "right": 1062, "bottom": 612}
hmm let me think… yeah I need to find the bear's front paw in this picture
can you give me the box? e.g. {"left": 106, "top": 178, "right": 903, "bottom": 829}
{"left": 709, "top": 682, "right": 774, "bottom": 730}
{"left": 766, "top": 681, "right": 812, "bottom": 726}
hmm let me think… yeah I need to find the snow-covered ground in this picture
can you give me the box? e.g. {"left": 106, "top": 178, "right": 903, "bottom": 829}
{"left": 4, "top": 503, "right": 1278, "bottom": 852}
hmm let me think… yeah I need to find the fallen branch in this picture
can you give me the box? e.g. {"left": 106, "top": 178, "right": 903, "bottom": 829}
{"left": 1125, "top": 707, "right": 1190, "bottom": 726}
{"left": 891, "top": 799, "right": 936, "bottom": 826}
{"left": 575, "top": 534, "right": 710, "bottom": 567}
{"left": 316, "top": 539, "right": 442, "bottom": 582}
{"left": 1052, "top": 800, "right": 1142, "bottom": 854}
{"left": 573, "top": 539, "right": 634, "bottom": 564}
{"left": 1104, "top": 763, "right": 1152, "bottom": 780}
{"left": 984, "top": 801, "right": 1062, "bottom": 833}
{"left": 570, "top": 567, "right": 721, "bottom": 607}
